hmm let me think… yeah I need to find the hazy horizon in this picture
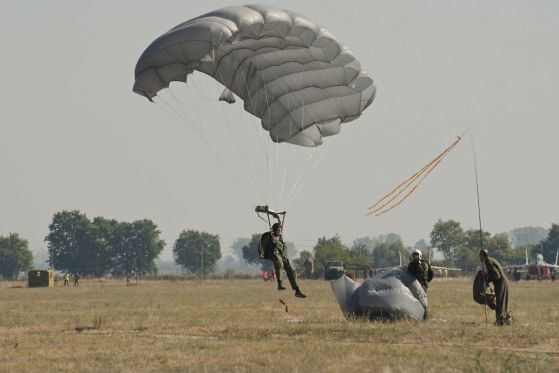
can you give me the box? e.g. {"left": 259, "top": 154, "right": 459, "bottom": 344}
{"left": 2, "top": 1, "right": 558, "bottom": 262}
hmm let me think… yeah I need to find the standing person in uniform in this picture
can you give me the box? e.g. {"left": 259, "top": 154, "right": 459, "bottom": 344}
{"left": 259, "top": 223, "right": 306, "bottom": 298}
{"left": 407, "top": 249, "right": 433, "bottom": 291}
{"left": 63, "top": 273, "right": 70, "bottom": 286}
{"left": 74, "top": 273, "right": 80, "bottom": 287}
{"left": 407, "top": 249, "right": 433, "bottom": 320}
{"left": 479, "top": 249, "right": 512, "bottom": 325}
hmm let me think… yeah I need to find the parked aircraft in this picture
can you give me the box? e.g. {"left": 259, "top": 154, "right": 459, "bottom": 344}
{"left": 505, "top": 249, "right": 558, "bottom": 281}
{"left": 369, "top": 250, "right": 461, "bottom": 276}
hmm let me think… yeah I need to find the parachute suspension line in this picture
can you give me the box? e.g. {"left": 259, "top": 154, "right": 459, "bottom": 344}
{"left": 220, "top": 100, "right": 263, "bottom": 202}
{"left": 283, "top": 141, "right": 330, "bottom": 211}
{"left": 367, "top": 130, "right": 468, "bottom": 217}
{"left": 154, "top": 94, "right": 202, "bottom": 137}
{"left": 238, "top": 69, "right": 272, "bottom": 204}
{"left": 207, "top": 69, "right": 262, "bottom": 201}
{"left": 183, "top": 85, "right": 211, "bottom": 139}
{"left": 368, "top": 135, "right": 461, "bottom": 211}
{"left": 158, "top": 86, "right": 255, "bottom": 204}
{"left": 369, "top": 154, "right": 447, "bottom": 217}
{"left": 189, "top": 73, "right": 216, "bottom": 102}
{"left": 279, "top": 94, "right": 296, "bottom": 208}
{"left": 279, "top": 94, "right": 298, "bottom": 210}
{"left": 213, "top": 69, "right": 266, "bottom": 202}
{"left": 168, "top": 86, "right": 206, "bottom": 137}
{"left": 469, "top": 129, "right": 484, "bottom": 252}
{"left": 255, "top": 60, "right": 279, "bottom": 207}
{"left": 282, "top": 62, "right": 328, "bottom": 210}
{"left": 367, "top": 139, "right": 459, "bottom": 215}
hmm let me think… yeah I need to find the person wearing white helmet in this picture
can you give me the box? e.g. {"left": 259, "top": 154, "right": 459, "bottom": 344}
{"left": 407, "top": 249, "right": 433, "bottom": 291}
{"left": 407, "top": 249, "right": 434, "bottom": 320}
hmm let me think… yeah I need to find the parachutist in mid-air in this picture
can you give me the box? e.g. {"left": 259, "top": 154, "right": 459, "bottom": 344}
{"left": 259, "top": 223, "right": 306, "bottom": 298}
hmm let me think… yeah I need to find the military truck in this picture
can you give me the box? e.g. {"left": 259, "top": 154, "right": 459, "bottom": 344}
{"left": 324, "top": 261, "right": 346, "bottom": 280}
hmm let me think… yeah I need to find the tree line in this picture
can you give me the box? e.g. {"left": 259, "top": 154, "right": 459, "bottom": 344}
{"left": 0, "top": 211, "right": 557, "bottom": 279}
{"left": 44, "top": 211, "right": 223, "bottom": 278}
{"left": 234, "top": 222, "right": 558, "bottom": 275}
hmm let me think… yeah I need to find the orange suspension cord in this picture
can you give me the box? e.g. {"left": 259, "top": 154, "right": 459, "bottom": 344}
{"left": 367, "top": 133, "right": 465, "bottom": 217}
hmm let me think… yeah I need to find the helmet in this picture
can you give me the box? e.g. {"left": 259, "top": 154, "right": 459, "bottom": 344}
{"left": 412, "top": 249, "right": 422, "bottom": 258}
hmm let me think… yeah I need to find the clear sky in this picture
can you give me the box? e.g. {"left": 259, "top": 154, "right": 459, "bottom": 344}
{"left": 1, "top": 1, "right": 558, "bottom": 261}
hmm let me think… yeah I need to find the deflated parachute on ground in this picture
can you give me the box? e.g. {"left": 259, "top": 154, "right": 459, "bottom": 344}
{"left": 331, "top": 268, "right": 428, "bottom": 321}
{"left": 133, "top": 4, "right": 376, "bottom": 147}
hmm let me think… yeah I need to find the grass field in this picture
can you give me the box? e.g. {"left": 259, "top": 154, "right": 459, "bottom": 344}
{"left": 1, "top": 277, "right": 558, "bottom": 372}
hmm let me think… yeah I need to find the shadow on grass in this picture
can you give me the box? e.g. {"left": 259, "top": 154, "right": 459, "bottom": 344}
{"left": 74, "top": 317, "right": 102, "bottom": 333}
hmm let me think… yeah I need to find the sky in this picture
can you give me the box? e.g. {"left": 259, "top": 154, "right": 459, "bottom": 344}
{"left": 1, "top": 1, "right": 558, "bottom": 261}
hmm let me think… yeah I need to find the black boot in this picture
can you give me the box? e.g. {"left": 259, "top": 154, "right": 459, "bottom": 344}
{"left": 294, "top": 288, "right": 306, "bottom": 298}
{"left": 277, "top": 282, "right": 286, "bottom": 290}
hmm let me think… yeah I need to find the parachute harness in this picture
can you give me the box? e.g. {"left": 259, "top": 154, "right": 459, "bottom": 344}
{"left": 367, "top": 130, "right": 468, "bottom": 217}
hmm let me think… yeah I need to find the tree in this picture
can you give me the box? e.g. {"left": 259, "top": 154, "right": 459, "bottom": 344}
{"left": 292, "top": 250, "right": 313, "bottom": 271}
{"left": 372, "top": 239, "right": 407, "bottom": 268}
{"left": 111, "top": 220, "right": 166, "bottom": 279}
{"left": 352, "top": 237, "right": 376, "bottom": 252}
{"left": 452, "top": 229, "right": 491, "bottom": 272}
{"left": 45, "top": 210, "right": 94, "bottom": 274}
{"left": 540, "top": 224, "right": 559, "bottom": 264}
{"left": 487, "top": 232, "right": 515, "bottom": 264}
{"left": 174, "top": 230, "right": 222, "bottom": 276}
{"left": 508, "top": 226, "right": 548, "bottom": 248}
{"left": 0, "top": 233, "right": 33, "bottom": 279}
{"left": 46, "top": 211, "right": 166, "bottom": 278}
{"left": 230, "top": 237, "right": 250, "bottom": 261}
{"left": 378, "top": 233, "right": 402, "bottom": 245}
{"left": 89, "top": 217, "right": 120, "bottom": 275}
{"left": 414, "top": 239, "right": 428, "bottom": 251}
{"left": 430, "top": 219, "right": 465, "bottom": 261}
{"left": 312, "top": 235, "right": 350, "bottom": 273}
{"left": 347, "top": 242, "right": 371, "bottom": 266}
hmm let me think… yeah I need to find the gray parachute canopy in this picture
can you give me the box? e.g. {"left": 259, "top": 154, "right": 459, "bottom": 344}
{"left": 331, "top": 268, "right": 428, "bottom": 321}
{"left": 133, "top": 4, "right": 376, "bottom": 147}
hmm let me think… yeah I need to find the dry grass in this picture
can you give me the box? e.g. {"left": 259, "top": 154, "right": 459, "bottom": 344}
{"left": 1, "top": 277, "right": 558, "bottom": 372}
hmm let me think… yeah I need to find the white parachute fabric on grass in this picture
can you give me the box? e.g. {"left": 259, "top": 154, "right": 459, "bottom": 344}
{"left": 133, "top": 4, "right": 376, "bottom": 147}
{"left": 331, "top": 268, "right": 428, "bottom": 321}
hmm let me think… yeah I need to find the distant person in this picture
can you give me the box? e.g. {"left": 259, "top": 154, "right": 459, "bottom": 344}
{"left": 263, "top": 271, "right": 269, "bottom": 281}
{"left": 407, "top": 249, "right": 433, "bottom": 320}
{"left": 63, "top": 273, "right": 70, "bottom": 286}
{"left": 259, "top": 223, "right": 306, "bottom": 298}
{"left": 74, "top": 273, "right": 80, "bottom": 286}
{"left": 479, "top": 249, "right": 512, "bottom": 326}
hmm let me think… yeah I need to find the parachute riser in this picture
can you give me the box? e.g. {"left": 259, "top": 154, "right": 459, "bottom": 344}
{"left": 255, "top": 205, "right": 286, "bottom": 231}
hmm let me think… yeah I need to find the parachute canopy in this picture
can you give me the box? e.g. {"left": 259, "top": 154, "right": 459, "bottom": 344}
{"left": 133, "top": 4, "right": 376, "bottom": 147}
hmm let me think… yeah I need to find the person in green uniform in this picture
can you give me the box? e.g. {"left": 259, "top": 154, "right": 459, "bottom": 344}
{"left": 479, "top": 249, "right": 512, "bottom": 325}
{"left": 407, "top": 249, "right": 433, "bottom": 320}
{"left": 259, "top": 223, "right": 306, "bottom": 298}
{"left": 407, "top": 249, "right": 433, "bottom": 292}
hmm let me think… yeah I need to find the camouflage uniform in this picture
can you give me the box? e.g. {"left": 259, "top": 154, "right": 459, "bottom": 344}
{"left": 482, "top": 256, "right": 510, "bottom": 325}
{"left": 259, "top": 232, "right": 300, "bottom": 291}
{"left": 407, "top": 259, "right": 433, "bottom": 320}
{"left": 407, "top": 259, "right": 433, "bottom": 292}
